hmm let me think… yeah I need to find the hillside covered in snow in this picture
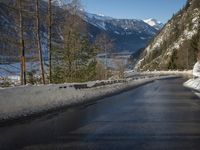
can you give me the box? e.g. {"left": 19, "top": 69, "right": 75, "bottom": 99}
{"left": 136, "top": 0, "right": 200, "bottom": 71}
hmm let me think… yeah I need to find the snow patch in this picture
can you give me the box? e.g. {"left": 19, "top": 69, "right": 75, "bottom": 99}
{"left": 183, "top": 62, "right": 200, "bottom": 97}
{"left": 143, "top": 18, "right": 163, "bottom": 30}
{"left": 140, "top": 37, "right": 146, "bottom": 40}
{"left": 184, "top": 78, "right": 200, "bottom": 92}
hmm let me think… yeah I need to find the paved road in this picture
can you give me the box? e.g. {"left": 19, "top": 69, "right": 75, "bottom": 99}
{"left": 0, "top": 78, "right": 200, "bottom": 150}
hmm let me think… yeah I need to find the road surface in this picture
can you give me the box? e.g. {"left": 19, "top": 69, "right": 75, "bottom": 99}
{"left": 0, "top": 78, "right": 200, "bottom": 150}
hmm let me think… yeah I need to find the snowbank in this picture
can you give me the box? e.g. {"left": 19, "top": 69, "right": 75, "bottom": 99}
{"left": 183, "top": 78, "right": 200, "bottom": 98}
{"left": 142, "top": 70, "right": 192, "bottom": 76}
{"left": 183, "top": 62, "right": 200, "bottom": 97}
{"left": 183, "top": 78, "right": 200, "bottom": 92}
{"left": 0, "top": 76, "right": 173, "bottom": 121}
{"left": 193, "top": 61, "right": 200, "bottom": 77}
{"left": 125, "top": 70, "right": 192, "bottom": 78}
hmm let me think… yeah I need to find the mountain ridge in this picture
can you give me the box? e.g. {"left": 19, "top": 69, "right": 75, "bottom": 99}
{"left": 82, "top": 12, "right": 161, "bottom": 53}
{"left": 84, "top": 12, "right": 162, "bottom": 32}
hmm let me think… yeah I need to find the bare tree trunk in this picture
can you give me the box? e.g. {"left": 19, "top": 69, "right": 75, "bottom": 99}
{"left": 48, "top": 0, "right": 52, "bottom": 83}
{"left": 105, "top": 47, "right": 107, "bottom": 79}
{"left": 18, "top": 0, "right": 26, "bottom": 85}
{"left": 36, "top": 0, "right": 45, "bottom": 84}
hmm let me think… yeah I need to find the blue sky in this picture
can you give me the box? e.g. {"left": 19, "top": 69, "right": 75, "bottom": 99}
{"left": 81, "top": 0, "right": 187, "bottom": 23}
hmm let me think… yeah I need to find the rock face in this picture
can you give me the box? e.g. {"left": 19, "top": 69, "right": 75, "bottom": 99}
{"left": 136, "top": 0, "right": 200, "bottom": 71}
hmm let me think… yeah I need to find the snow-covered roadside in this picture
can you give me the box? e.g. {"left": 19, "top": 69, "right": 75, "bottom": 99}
{"left": 141, "top": 70, "right": 192, "bottom": 77}
{"left": 125, "top": 70, "right": 192, "bottom": 78}
{"left": 183, "top": 62, "right": 200, "bottom": 98}
{"left": 183, "top": 78, "right": 200, "bottom": 92}
{"left": 183, "top": 78, "right": 200, "bottom": 98}
{"left": 0, "top": 76, "right": 174, "bottom": 121}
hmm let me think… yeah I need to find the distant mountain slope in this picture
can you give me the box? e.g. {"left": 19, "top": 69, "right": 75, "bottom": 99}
{"left": 0, "top": 1, "right": 20, "bottom": 59}
{"left": 136, "top": 0, "right": 200, "bottom": 71}
{"left": 0, "top": 0, "right": 50, "bottom": 61}
{"left": 0, "top": 0, "right": 161, "bottom": 62}
{"left": 84, "top": 13, "right": 157, "bottom": 35}
{"left": 83, "top": 12, "right": 159, "bottom": 53}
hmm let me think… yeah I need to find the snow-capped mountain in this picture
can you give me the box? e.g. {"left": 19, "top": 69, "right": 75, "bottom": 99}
{"left": 83, "top": 12, "right": 158, "bottom": 35}
{"left": 82, "top": 12, "right": 160, "bottom": 53}
{"left": 136, "top": 0, "right": 200, "bottom": 71}
{"left": 143, "top": 18, "right": 163, "bottom": 30}
{"left": 0, "top": 0, "right": 161, "bottom": 59}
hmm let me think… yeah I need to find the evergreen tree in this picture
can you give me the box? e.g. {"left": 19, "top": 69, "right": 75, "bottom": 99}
{"left": 52, "top": 0, "right": 97, "bottom": 83}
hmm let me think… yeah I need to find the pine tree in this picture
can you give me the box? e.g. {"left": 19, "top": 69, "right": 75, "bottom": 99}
{"left": 52, "top": 0, "right": 97, "bottom": 83}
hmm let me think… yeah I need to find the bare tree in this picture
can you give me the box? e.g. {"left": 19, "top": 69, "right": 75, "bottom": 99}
{"left": 95, "top": 33, "right": 113, "bottom": 79}
{"left": 48, "top": 0, "right": 52, "bottom": 83}
{"left": 36, "top": 0, "right": 45, "bottom": 84}
{"left": 18, "top": 0, "right": 26, "bottom": 85}
{"left": 114, "top": 58, "right": 126, "bottom": 79}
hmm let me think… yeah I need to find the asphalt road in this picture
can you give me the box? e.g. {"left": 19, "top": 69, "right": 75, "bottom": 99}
{"left": 0, "top": 78, "right": 200, "bottom": 150}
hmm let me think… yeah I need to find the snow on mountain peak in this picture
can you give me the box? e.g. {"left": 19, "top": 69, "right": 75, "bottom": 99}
{"left": 85, "top": 12, "right": 113, "bottom": 21}
{"left": 143, "top": 18, "right": 163, "bottom": 30}
{"left": 144, "top": 18, "right": 157, "bottom": 26}
{"left": 82, "top": 12, "right": 158, "bottom": 37}
{"left": 98, "top": 14, "right": 105, "bottom": 17}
